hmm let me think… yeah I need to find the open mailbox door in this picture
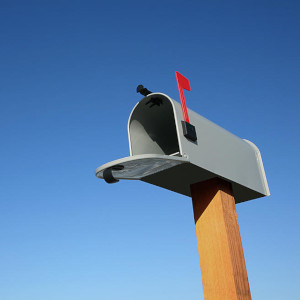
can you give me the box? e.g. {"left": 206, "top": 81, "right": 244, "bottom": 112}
{"left": 96, "top": 92, "right": 270, "bottom": 203}
{"left": 95, "top": 154, "right": 189, "bottom": 181}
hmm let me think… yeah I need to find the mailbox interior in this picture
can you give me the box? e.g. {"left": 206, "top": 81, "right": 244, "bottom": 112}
{"left": 128, "top": 94, "right": 182, "bottom": 157}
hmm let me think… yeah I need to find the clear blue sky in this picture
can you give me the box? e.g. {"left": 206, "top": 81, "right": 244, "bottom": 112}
{"left": 1, "top": 1, "right": 299, "bottom": 299}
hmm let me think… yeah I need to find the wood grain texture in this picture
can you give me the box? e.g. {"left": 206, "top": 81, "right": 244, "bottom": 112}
{"left": 191, "top": 178, "right": 251, "bottom": 300}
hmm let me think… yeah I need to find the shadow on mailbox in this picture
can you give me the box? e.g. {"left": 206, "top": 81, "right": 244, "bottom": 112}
{"left": 96, "top": 93, "right": 270, "bottom": 203}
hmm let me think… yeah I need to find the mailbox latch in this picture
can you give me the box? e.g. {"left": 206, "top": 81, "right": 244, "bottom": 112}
{"left": 182, "top": 121, "right": 197, "bottom": 142}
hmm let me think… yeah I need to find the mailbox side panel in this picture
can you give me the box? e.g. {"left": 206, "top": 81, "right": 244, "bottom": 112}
{"left": 170, "top": 98, "right": 269, "bottom": 198}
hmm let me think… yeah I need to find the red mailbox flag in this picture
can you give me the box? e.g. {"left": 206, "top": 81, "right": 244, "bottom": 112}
{"left": 175, "top": 71, "right": 191, "bottom": 123}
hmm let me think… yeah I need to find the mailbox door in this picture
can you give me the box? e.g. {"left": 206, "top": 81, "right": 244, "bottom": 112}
{"left": 95, "top": 154, "right": 189, "bottom": 181}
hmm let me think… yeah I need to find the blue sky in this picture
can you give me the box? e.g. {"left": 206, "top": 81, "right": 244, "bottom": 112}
{"left": 0, "top": 1, "right": 299, "bottom": 299}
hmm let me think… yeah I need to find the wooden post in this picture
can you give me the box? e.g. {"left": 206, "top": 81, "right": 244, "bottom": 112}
{"left": 190, "top": 178, "right": 251, "bottom": 300}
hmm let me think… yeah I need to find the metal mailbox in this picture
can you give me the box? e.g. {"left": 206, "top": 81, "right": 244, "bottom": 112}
{"left": 96, "top": 92, "right": 270, "bottom": 203}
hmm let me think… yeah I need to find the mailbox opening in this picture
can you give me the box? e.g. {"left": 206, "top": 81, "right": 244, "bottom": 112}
{"left": 128, "top": 94, "right": 180, "bottom": 156}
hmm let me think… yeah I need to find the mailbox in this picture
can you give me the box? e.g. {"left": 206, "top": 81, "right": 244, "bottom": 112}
{"left": 96, "top": 92, "right": 270, "bottom": 203}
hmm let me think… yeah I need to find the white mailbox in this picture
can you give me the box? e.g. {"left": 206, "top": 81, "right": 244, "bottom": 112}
{"left": 96, "top": 92, "right": 270, "bottom": 203}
